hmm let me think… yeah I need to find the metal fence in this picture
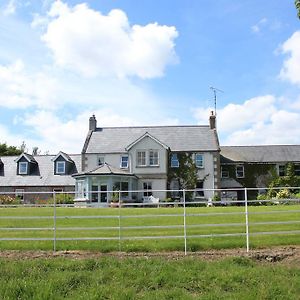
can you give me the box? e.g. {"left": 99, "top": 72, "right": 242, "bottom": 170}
{"left": 0, "top": 187, "right": 300, "bottom": 254}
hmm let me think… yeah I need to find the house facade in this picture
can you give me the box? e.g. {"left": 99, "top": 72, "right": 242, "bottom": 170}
{"left": 74, "top": 114, "right": 221, "bottom": 204}
{"left": 0, "top": 152, "right": 81, "bottom": 203}
{"left": 220, "top": 145, "right": 300, "bottom": 200}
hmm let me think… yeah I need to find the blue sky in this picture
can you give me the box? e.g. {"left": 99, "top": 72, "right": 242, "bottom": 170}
{"left": 0, "top": 0, "right": 299, "bottom": 153}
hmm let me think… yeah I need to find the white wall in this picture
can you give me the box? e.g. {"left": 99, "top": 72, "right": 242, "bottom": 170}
{"left": 128, "top": 136, "right": 168, "bottom": 175}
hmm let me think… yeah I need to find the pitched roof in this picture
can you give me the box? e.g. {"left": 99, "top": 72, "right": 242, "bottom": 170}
{"left": 52, "top": 151, "right": 74, "bottom": 163}
{"left": 221, "top": 145, "right": 300, "bottom": 164}
{"left": 0, "top": 154, "right": 81, "bottom": 187}
{"left": 84, "top": 126, "right": 219, "bottom": 153}
{"left": 73, "top": 163, "right": 135, "bottom": 177}
{"left": 126, "top": 132, "right": 169, "bottom": 150}
{"left": 15, "top": 153, "right": 37, "bottom": 163}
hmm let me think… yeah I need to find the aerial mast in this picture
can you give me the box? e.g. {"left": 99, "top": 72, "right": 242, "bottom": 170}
{"left": 210, "top": 86, "right": 224, "bottom": 116}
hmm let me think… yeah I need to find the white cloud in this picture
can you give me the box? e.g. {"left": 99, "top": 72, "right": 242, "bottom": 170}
{"left": 193, "top": 95, "right": 300, "bottom": 145}
{"left": 17, "top": 109, "right": 178, "bottom": 153}
{"left": 0, "top": 60, "right": 61, "bottom": 109}
{"left": 2, "top": 0, "right": 16, "bottom": 16}
{"left": 280, "top": 31, "right": 300, "bottom": 86}
{"left": 251, "top": 18, "right": 267, "bottom": 33}
{"left": 40, "top": 1, "right": 178, "bottom": 78}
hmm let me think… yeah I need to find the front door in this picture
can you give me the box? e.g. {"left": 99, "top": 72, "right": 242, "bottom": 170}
{"left": 100, "top": 184, "right": 108, "bottom": 203}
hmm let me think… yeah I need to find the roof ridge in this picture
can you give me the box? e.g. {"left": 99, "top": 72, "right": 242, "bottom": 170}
{"left": 97, "top": 125, "right": 210, "bottom": 129}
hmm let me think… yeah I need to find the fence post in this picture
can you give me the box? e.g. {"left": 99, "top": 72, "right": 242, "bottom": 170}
{"left": 53, "top": 191, "right": 56, "bottom": 253}
{"left": 118, "top": 190, "right": 121, "bottom": 252}
{"left": 183, "top": 189, "right": 187, "bottom": 255}
{"left": 244, "top": 188, "right": 249, "bottom": 252}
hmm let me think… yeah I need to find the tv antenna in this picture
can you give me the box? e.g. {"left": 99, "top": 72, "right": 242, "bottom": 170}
{"left": 210, "top": 86, "right": 224, "bottom": 116}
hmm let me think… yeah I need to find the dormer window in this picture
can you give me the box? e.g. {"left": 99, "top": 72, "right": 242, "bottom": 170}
{"left": 56, "top": 161, "right": 66, "bottom": 174}
{"left": 19, "top": 162, "right": 28, "bottom": 174}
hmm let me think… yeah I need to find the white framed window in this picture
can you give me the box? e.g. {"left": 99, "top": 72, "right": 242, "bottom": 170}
{"left": 98, "top": 156, "right": 105, "bottom": 166}
{"left": 15, "top": 189, "right": 24, "bottom": 201}
{"left": 120, "top": 155, "right": 129, "bottom": 168}
{"left": 149, "top": 150, "right": 159, "bottom": 166}
{"left": 278, "top": 165, "right": 285, "bottom": 177}
{"left": 236, "top": 165, "right": 244, "bottom": 178}
{"left": 19, "top": 162, "right": 28, "bottom": 174}
{"left": 195, "top": 153, "right": 204, "bottom": 168}
{"left": 56, "top": 161, "right": 65, "bottom": 174}
{"left": 221, "top": 167, "right": 229, "bottom": 178}
{"left": 137, "top": 151, "right": 146, "bottom": 166}
{"left": 121, "top": 181, "right": 129, "bottom": 198}
{"left": 143, "top": 182, "right": 152, "bottom": 197}
{"left": 171, "top": 153, "right": 179, "bottom": 168}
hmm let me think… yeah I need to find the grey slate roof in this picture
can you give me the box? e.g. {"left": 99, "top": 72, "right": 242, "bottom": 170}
{"left": 73, "top": 163, "right": 135, "bottom": 177}
{"left": 0, "top": 154, "right": 81, "bottom": 187}
{"left": 221, "top": 145, "right": 300, "bottom": 164}
{"left": 84, "top": 126, "right": 219, "bottom": 154}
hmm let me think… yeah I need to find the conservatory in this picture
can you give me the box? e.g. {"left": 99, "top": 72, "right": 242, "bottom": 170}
{"left": 73, "top": 163, "right": 138, "bottom": 205}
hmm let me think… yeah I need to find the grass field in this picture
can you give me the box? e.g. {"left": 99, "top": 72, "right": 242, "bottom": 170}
{"left": 1, "top": 256, "right": 300, "bottom": 299}
{"left": 0, "top": 205, "right": 299, "bottom": 251}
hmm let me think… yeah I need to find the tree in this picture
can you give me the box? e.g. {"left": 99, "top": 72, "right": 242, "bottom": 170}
{"left": 168, "top": 153, "right": 199, "bottom": 199}
{"left": 296, "top": 0, "right": 300, "bottom": 19}
{"left": 0, "top": 143, "right": 22, "bottom": 156}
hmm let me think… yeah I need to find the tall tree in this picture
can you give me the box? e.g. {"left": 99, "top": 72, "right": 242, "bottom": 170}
{"left": 0, "top": 143, "right": 22, "bottom": 156}
{"left": 296, "top": 0, "right": 300, "bottom": 19}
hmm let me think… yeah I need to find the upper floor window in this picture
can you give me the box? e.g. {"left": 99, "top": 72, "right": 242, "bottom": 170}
{"left": 149, "top": 150, "right": 159, "bottom": 166}
{"left": 19, "top": 162, "right": 28, "bottom": 175}
{"left": 56, "top": 161, "right": 65, "bottom": 174}
{"left": 195, "top": 153, "right": 204, "bottom": 168}
{"left": 236, "top": 165, "right": 244, "bottom": 178}
{"left": 221, "top": 167, "right": 229, "bottom": 178}
{"left": 137, "top": 151, "right": 146, "bottom": 166}
{"left": 171, "top": 153, "right": 179, "bottom": 168}
{"left": 98, "top": 156, "right": 105, "bottom": 166}
{"left": 278, "top": 165, "right": 285, "bottom": 177}
{"left": 120, "top": 155, "right": 129, "bottom": 168}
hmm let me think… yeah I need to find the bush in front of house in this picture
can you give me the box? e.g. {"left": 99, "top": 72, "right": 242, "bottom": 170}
{"left": 0, "top": 195, "right": 21, "bottom": 205}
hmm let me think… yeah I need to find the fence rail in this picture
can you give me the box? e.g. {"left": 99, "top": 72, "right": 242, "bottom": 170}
{"left": 0, "top": 187, "right": 300, "bottom": 254}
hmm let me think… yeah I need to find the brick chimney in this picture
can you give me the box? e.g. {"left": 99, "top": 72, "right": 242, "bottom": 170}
{"left": 89, "top": 114, "right": 97, "bottom": 131}
{"left": 209, "top": 111, "right": 216, "bottom": 129}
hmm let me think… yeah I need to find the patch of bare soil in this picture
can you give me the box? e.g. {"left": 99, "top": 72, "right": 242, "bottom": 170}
{"left": 0, "top": 246, "right": 299, "bottom": 266}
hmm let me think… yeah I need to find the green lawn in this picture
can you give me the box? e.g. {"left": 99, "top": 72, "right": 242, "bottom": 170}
{"left": 0, "top": 256, "right": 299, "bottom": 299}
{"left": 0, "top": 205, "right": 299, "bottom": 251}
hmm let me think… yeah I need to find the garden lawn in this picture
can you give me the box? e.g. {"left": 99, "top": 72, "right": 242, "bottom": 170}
{"left": 0, "top": 256, "right": 299, "bottom": 300}
{"left": 0, "top": 205, "right": 299, "bottom": 251}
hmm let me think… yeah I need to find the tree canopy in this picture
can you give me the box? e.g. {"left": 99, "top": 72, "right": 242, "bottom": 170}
{"left": 296, "top": 0, "right": 300, "bottom": 19}
{"left": 0, "top": 143, "right": 22, "bottom": 156}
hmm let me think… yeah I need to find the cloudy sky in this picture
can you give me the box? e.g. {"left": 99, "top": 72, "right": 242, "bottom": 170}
{"left": 0, "top": 0, "right": 299, "bottom": 154}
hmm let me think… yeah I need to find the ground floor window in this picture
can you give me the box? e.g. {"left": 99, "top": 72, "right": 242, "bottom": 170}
{"left": 91, "top": 185, "right": 98, "bottom": 202}
{"left": 143, "top": 182, "right": 152, "bottom": 197}
{"left": 121, "top": 181, "right": 129, "bottom": 198}
{"left": 195, "top": 181, "right": 204, "bottom": 197}
{"left": 15, "top": 189, "right": 24, "bottom": 201}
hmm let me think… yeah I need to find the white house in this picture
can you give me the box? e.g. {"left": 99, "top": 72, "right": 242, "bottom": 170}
{"left": 73, "top": 113, "right": 221, "bottom": 204}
